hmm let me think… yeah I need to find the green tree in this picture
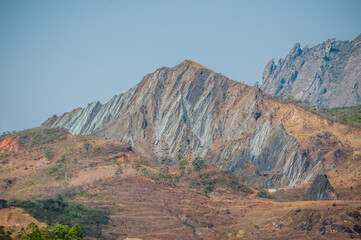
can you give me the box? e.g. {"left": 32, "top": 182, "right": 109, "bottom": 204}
{"left": 0, "top": 222, "right": 84, "bottom": 240}
{"left": 0, "top": 226, "right": 12, "bottom": 240}
{"left": 83, "top": 142, "right": 92, "bottom": 159}
{"left": 191, "top": 156, "right": 205, "bottom": 171}
{"left": 67, "top": 224, "right": 83, "bottom": 240}
{"left": 178, "top": 155, "right": 187, "bottom": 175}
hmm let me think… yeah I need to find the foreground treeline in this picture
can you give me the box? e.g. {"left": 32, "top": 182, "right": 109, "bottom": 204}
{"left": 0, "top": 222, "right": 82, "bottom": 240}
{"left": 1, "top": 195, "right": 108, "bottom": 239}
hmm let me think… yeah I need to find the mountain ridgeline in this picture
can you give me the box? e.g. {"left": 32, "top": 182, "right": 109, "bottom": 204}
{"left": 261, "top": 34, "right": 361, "bottom": 108}
{"left": 43, "top": 60, "right": 346, "bottom": 188}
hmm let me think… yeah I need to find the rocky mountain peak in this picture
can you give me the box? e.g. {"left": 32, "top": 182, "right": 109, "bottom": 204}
{"left": 289, "top": 42, "right": 302, "bottom": 56}
{"left": 180, "top": 59, "right": 207, "bottom": 69}
{"left": 262, "top": 58, "right": 276, "bottom": 81}
{"left": 353, "top": 33, "right": 361, "bottom": 45}
{"left": 260, "top": 34, "right": 361, "bottom": 107}
{"left": 43, "top": 60, "right": 348, "bottom": 188}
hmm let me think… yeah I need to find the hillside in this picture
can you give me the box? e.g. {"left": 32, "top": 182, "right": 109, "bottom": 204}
{"left": 1, "top": 128, "right": 361, "bottom": 239}
{"left": 261, "top": 34, "right": 361, "bottom": 108}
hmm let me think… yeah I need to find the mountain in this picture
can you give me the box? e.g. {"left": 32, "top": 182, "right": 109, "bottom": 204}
{"left": 2, "top": 60, "right": 361, "bottom": 240}
{"left": 43, "top": 60, "right": 359, "bottom": 189}
{"left": 261, "top": 34, "right": 361, "bottom": 108}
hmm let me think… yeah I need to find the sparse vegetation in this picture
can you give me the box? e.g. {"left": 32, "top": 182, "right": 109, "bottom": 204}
{"left": 48, "top": 154, "right": 68, "bottom": 179}
{"left": 0, "top": 152, "right": 9, "bottom": 160}
{"left": 18, "top": 127, "right": 69, "bottom": 148}
{"left": 0, "top": 130, "right": 18, "bottom": 142}
{"left": 8, "top": 195, "right": 108, "bottom": 238}
{"left": 115, "top": 162, "right": 123, "bottom": 174}
{"left": 156, "top": 166, "right": 173, "bottom": 182}
{"left": 322, "top": 105, "right": 361, "bottom": 127}
{"left": 273, "top": 95, "right": 361, "bottom": 128}
{"left": 190, "top": 169, "right": 253, "bottom": 195}
{"left": 133, "top": 158, "right": 151, "bottom": 171}
{"left": 83, "top": 141, "right": 92, "bottom": 158}
{"left": 44, "top": 146, "right": 55, "bottom": 160}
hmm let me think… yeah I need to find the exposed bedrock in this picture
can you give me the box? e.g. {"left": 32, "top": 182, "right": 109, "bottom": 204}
{"left": 44, "top": 60, "right": 345, "bottom": 187}
{"left": 261, "top": 34, "right": 361, "bottom": 108}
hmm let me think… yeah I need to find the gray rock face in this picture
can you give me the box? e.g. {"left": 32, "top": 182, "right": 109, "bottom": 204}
{"left": 261, "top": 34, "right": 361, "bottom": 108}
{"left": 305, "top": 174, "right": 338, "bottom": 201}
{"left": 44, "top": 60, "right": 331, "bottom": 188}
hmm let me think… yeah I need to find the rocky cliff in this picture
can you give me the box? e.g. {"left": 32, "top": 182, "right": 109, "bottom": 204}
{"left": 43, "top": 60, "right": 346, "bottom": 188}
{"left": 261, "top": 34, "right": 361, "bottom": 108}
{"left": 305, "top": 174, "right": 338, "bottom": 201}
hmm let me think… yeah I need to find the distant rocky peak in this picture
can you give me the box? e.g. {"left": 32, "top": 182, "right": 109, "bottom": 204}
{"left": 262, "top": 58, "right": 276, "bottom": 81}
{"left": 289, "top": 42, "right": 302, "bottom": 56}
{"left": 260, "top": 34, "right": 361, "bottom": 108}
{"left": 353, "top": 33, "right": 361, "bottom": 46}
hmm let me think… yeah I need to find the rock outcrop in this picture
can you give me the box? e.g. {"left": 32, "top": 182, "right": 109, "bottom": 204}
{"left": 44, "top": 60, "right": 342, "bottom": 188}
{"left": 261, "top": 34, "right": 361, "bottom": 108}
{"left": 305, "top": 174, "right": 338, "bottom": 200}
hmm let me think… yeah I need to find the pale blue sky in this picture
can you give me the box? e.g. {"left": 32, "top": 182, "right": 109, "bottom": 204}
{"left": 1, "top": 0, "right": 360, "bottom": 133}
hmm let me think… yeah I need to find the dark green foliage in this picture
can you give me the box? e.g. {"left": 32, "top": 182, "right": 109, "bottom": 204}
{"left": 0, "top": 222, "right": 83, "bottom": 240}
{"left": 8, "top": 195, "right": 108, "bottom": 238}
{"left": 17, "top": 127, "right": 69, "bottom": 148}
{"left": 191, "top": 156, "right": 205, "bottom": 171}
{"left": 0, "top": 226, "right": 12, "bottom": 240}
{"left": 203, "top": 184, "right": 213, "bottom": 194}
{"left": 256, "top": 189, "right": 274, "bottom": 199}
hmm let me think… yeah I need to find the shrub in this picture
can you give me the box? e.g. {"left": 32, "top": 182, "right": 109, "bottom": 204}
{"left": 204, "top": 184, "right": 213, "bottom": 194}
{"left": 191, "top": 156, "right": 205, "bottom": 171}
{"left": 178, "top": 156, "right": 187, "bottom": 175}
{"left": 256, "top": 189, "right": 274, "bottom": 199}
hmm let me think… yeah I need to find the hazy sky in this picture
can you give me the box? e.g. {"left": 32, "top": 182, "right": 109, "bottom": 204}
{"left": 1, "top": 0, "right": 360, "bottom": 133}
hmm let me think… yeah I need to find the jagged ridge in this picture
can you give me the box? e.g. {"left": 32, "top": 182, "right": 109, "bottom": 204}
{"left": 44, "top": 60, "right": 342, "bottom": 188}
{"left": 261, "top": 34, "right": 361, "bottom": 108}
